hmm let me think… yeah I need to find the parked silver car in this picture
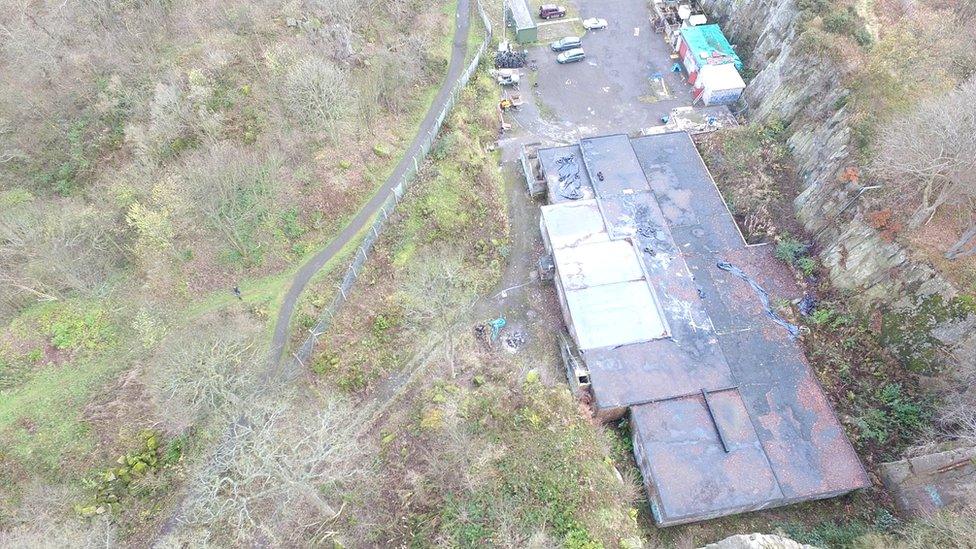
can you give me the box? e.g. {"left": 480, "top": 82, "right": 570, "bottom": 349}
{"left": 550, "top": 36, "right": 581, "bottom": 52}
{"left": 556, "top": 48, "right": 585, "bottom": 64}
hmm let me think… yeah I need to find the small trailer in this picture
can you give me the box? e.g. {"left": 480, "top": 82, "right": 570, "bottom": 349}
{"left": 491, "top": 68, "right": 521, "bottom": 86}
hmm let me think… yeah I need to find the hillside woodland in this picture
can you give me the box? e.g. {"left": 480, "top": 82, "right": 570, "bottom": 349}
{"left": 0, "top": 0, "right": 455, "bottom": 544}
{"left": 4, "top": 0, "right": 976, "bottom": 546}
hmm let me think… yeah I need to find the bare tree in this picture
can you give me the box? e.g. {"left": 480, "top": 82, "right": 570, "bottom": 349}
{"left": 398, "top": 246, "right": 479, "bottom": 376}
{"left": 874, "top": 77, "right": 976, "bottom": 258}
{"left": 0, "top": 482, "right": 116, "bottom": 548}
{"left": 180, "top": 395, "right": 364, "bottom": 546}
{"left": 151, "top": 330, "right": 258, "bottom": 430}
{"left": 944, "top": 224, "right": 976, "bottom": 260}
{"left": 1, "top": 199, "right": 122, "bottom": 319}
{"left": 281, "top": 56, "right": 351, "bottom": 139}
{"left": 0, "top": 118, "right": 25, "bottom": 164}
{"left": 181, "top": 143, "right": 280, "bottom": 262}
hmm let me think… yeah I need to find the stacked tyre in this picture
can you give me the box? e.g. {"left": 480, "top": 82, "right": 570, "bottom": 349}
{"left": 494, "top": 51, "right": 528, "bottom": 69}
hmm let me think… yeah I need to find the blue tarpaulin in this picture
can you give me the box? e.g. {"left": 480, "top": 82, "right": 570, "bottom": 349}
{"left": 681, "top": 24, "right": 743, "bottom": 70}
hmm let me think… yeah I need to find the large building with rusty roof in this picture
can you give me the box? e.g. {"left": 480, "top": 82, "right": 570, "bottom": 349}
{"left": 532, "top": 132, "right": 869, "bottom": 526}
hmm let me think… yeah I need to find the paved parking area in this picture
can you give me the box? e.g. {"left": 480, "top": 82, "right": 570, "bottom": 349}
{"left": 512, "top": 0, "right": 691, "bottom": 139}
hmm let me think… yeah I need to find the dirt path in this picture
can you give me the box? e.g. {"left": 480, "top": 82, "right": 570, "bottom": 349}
{"left": 266, "top": 0, "right": 473, "bottom": 369}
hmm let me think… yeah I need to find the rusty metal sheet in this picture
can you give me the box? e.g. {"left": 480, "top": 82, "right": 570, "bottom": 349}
{"left": 585, "top": 337, "right": 734, "bottom": 409}
{"left": 631, "top": 390, "right": 784, "bottom": 526}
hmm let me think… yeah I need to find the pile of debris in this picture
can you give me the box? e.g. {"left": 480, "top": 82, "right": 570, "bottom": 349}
{"left": 495, "top": 50, "right": 528, "bottom": 69}
{"left": 555, "top": 154, "right": 583, "bottom": 200}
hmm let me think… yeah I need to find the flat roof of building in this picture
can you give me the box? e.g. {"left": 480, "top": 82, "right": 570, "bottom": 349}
{"left": 632, "top": 389, "right": 784, "bottom": 524}
{"left": 537, "top": 145, "right": 595, "bottom": 204}
{"left": 542, "top": 200, "right": 670, "bottom": 350}
{"left": 536, "top": 131, "right": 869, "bottom": 526}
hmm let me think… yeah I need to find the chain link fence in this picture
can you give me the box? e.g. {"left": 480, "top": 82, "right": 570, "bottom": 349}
{"left": 288, "top": 0, "right": 494, "bottom": 370}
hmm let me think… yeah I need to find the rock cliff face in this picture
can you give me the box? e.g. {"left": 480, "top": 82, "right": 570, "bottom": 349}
{"left": 700, "top": 0, "right": 976, "bottom": 367}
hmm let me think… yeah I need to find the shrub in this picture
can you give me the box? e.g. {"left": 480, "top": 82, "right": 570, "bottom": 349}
{"left": 75, "top": 430, "right": 172, "bottom": 517}
{"left": 46, "top": 307, "right": 114, "bottom": 351}
{"left": 854, "top": 383, "right": 929, "bottom": 448}
{"left": 796, "top": 256, "right": 817, "bottom": 277}
{"left": 775, "top": 235, "right": 808, "bottom": 264}
{"left": 282, "top": 56, "right": 351, "bottom": 138}
{"left": 777, "top": 518, "right": 870, "bottom": 547}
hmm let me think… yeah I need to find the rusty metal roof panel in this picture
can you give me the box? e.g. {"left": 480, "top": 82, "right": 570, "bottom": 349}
{"left": 631, "top": 389, "right": 784, "bottom": 526}
{"left": 630, "top": 131, "right": 871, "bottom": 508}
{"left": 719, "top": 327, "right": 872, "bottom": 500}
{"left": 584, "top": 337, "right": 735, "bottom": 409}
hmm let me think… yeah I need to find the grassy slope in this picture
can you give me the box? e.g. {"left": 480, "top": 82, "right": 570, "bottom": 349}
{"left": 303, "top": 67, "right": 643, "bottom": 546}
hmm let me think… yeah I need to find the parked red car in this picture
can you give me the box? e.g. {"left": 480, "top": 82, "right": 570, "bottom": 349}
{"left": 539, "top": 4, "right": 567, "bottom": 19}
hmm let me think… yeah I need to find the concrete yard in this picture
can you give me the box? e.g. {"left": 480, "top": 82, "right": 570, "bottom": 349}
{"left": 534, "top": 132, "right": 870, "bottom": 526}
{"left": 509, "top": 0, "right": 691, "bottom": 141}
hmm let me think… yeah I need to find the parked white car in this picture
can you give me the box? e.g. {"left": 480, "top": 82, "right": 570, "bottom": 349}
{"left": 582, "top": 18, "right": 608, "bottom": 30}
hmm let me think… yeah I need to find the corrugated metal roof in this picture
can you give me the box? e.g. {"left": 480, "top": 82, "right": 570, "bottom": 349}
{"left": 680, "top": 24, "right": 743, "bottom": 70}
{"left": 542, "top": 200, "right": 670, "bottom": 350}
{"left": 540, "top": 200, "right": 607, "bottom": 249}
{"left": 565, "top": 280, "right": 669, "bottom": 350}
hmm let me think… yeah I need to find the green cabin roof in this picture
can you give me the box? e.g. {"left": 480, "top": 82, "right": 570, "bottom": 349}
{"left": 680, "top": 24, "right": 743, "bottom": 71}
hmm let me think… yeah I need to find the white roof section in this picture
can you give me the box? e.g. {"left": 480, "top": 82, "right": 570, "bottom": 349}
{"left": 542, "top": 200, "right": 670, "bottom": 350}
{"left": 541, "top": 200, "right": 609, "bottom": 249}
{"left": 565, "top": 281, "right": 669, "bottom": 349}
{"left": 552, "top": 240, "right": 644, "bottom": 290}
{"left": 699, "top": 63, "right": 746, "bottom": 91}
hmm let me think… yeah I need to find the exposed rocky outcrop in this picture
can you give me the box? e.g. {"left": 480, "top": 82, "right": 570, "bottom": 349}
{"left": 701, "top": 0, "right": 976, "bottom": 367}
{"left": 880, "top": 445, "right": 976, "bottom": 517}
{"left": 700, "top": 532, "right": 818, "bottom": 549}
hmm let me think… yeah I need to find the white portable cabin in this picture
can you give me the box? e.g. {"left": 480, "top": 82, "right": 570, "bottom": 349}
{"left": 693, "top": 63, "right": 746, "bottom": 106}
